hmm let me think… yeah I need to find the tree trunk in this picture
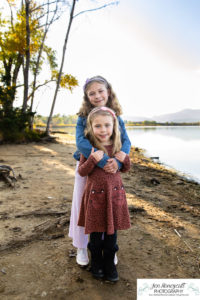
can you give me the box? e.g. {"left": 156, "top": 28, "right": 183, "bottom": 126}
{"left": 12, "top": 54, "right": 23, "bottom": 87}
{"left": 46, "top": 0, "right": 77, "bottom": 136}
{"left": 29, "top": 31, "right": 47, "bottom": 130}
{"left": 12, "top": 53, "right": 23, "bottom": 103}
{"left": 23, "top": 0, "right": 30, "bottom": 113}
{"left": 29, "top": 0, "right": 59, "bottom": 130}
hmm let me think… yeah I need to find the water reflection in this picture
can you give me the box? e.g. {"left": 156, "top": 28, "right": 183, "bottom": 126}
{"left": 127, "top": 126, "right": 200, "bottom": 182}
{"left": 127, "top": 126, "right": 200, "bottom": 142}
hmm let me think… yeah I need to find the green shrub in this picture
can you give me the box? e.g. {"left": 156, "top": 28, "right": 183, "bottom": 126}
{"left": 0, "top": 107, "right": 41, "bottom": 142}
{"left": 24, "top": 128, "right": 46, "bottom": 142}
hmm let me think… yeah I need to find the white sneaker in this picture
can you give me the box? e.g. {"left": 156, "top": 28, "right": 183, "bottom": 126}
{"left": 76, "top": 248, "right": 89, "bottom": 266}
{"left": 114, "top": 253, "right": 118, "bottom": 265}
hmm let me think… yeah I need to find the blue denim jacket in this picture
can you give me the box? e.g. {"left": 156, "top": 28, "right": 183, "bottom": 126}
{"left": 73, "top": 115, "right": 131, "bottom": 169}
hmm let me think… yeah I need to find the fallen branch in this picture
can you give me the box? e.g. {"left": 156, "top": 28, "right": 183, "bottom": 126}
{"left": 33, "top": 215, "right": 69, "bottom": 232}
{"left": 174, "top": 229, "right": 193, "bottom": 252}
{"left": 174, "top": 228, "right": 181, "bottom": 238}
{"left": 15, "top": 209, "right": 68, "bottom": 218}
{"left": 0, "top": 215, "right": 69, "bottom": 252}
{"left": 0, "top": 165, "right": 17, "bottom": 187}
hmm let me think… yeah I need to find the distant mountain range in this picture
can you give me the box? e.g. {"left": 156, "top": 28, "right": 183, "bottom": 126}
{"left": 123, "top": 109, "right": 200, "bottom": 123}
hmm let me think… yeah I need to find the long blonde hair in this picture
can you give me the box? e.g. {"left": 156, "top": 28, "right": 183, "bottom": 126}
{"left": 85, "top": 107, "right": 122, "bottom": 156}
{"left": 78, "top": 75, "right": 123, "bottom": 117}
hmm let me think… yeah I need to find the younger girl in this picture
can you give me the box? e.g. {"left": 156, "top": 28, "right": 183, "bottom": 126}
{"left": 68, "top": 76, "right": 131, "bottom": 266}
{"left": 78, "top": 107, "right": 131, "bottom": 282}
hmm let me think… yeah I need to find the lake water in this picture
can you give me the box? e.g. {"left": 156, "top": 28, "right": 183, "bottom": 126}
{"left": 126, "top": 126, "right": 200, "bottom": 183}
{"left": 51, "top": 125, "right": 200, "bottom": 183}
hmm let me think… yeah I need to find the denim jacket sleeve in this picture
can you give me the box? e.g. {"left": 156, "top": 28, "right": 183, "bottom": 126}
{"left": 75, "top": 116, "right": 110, "bottom": 168}
{"left": 116, "top": 116, "right": 132, "bottom": 169}
{"left": 118, "top": 116, "right": 131, "bottom": 153}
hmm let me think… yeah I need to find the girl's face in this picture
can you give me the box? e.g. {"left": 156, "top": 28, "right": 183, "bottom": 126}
{"left": 86, "top": 82, "right": 109, "bottom": 107}
{"left": 92, "top": 114, "right": 114, "bottom": 145}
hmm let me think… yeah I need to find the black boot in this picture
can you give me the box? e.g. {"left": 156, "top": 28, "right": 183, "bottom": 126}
{"left": 103, "top": 248, "right": 119, "bottom": 282}
{"left": 88, "top": 242, "right": 104, "bottom": 279}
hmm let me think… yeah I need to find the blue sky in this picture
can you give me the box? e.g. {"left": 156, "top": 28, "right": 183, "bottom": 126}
{"left": 129, "top": 0, "right": 200, "bottom": 62}
{"left": 5, "top": 0, "right": 200, "bottom": 118}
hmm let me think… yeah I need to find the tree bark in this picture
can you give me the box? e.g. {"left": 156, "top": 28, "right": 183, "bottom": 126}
{"left": 23, "top": 0, "right": 31, "bottom": 112}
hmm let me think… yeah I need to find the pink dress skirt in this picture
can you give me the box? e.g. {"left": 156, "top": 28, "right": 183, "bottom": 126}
{"left": 68, "top": 162, "right": 88, "bottom": 248}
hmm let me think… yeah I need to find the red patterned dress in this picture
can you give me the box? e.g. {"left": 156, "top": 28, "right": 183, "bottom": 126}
{"left": 78, "top": 145, "right": 131, "bottom": 235}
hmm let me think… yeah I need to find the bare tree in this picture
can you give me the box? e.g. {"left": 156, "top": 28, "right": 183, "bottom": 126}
{"left": 45, "top": 0, "right": 119, "bottom": 135}
{"left": 29, "top": 0, "right": 66, "bottom": 129}
{"left": 23, "top": 0, "right": 31, "bottom": 112}
{"left": 46, "top": 0, "right": 76, "bottom": 135}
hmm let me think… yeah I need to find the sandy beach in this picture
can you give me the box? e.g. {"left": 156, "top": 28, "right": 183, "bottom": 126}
{"left": 0, "top": 133, "right": 200, "bottom": 300}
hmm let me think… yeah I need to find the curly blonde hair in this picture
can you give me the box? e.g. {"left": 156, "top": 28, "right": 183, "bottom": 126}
{"left": 85, "top": 107, "right": 122, "bottom": 156}
{"left": 78, "top": 76, "right": 123, "bottom": 117}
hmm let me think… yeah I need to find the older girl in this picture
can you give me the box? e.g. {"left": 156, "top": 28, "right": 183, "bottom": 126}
{"left": 68, "top": 76, "right": 131, "bottom": 266}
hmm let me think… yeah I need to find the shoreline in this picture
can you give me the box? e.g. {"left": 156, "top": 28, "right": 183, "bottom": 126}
{"left": 159, "top": 163, "right": 200, "bottom": 184}
{"left": 140, "top": 147, "right": 200, "bottom": 185}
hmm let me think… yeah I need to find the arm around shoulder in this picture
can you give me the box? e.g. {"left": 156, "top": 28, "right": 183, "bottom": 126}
{"left": 120, "top": 154, "right": 131, "bottom": 173}
{"left": 118, "top": 116, "right": 131, "bottom": 154}
{"left": 76, "top": 116, "right": 92, "bottom": 159}
{"left": 78, "top": 154, "right": 98, "bottom": 177}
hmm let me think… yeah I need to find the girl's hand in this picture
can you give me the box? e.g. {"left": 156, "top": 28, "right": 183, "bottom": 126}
{"left": 114, "top": 151, "right": 126, "bottom": 162}
{"left": 90, "top": 147, "right": 104, "bottom": 162}
{"left": 103, "top": 158, "right": 118, "bottom": 173}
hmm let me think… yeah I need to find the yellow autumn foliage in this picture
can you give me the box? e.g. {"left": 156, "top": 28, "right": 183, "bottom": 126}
{"left": 5, "top": 10, "right": 42, "bottom": 55}
{"left": 1, "top": 2, "right": 43, "bottom": 56}
{"left": 51, "top": 70, "right": 78, "bottom": 91}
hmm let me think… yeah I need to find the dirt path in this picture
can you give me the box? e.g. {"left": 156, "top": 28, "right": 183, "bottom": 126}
{"left": 0, "top": 134, "right": 200, "bottom": 300}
